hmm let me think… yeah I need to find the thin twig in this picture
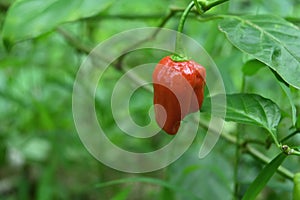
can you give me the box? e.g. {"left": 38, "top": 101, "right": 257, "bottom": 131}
{"left": 85, "top": 14, "right": 170, "bottom": 21}
{"left": 56, "top": 28, "right": 91, "bottom": 54}
{"left": 57, "top": 27, "right": 114, "bottom": 65}
{"left": 56, "top": 27, "right": 153, "bottom": 92}
{"left": 114, "top": 9, "right": 178, "bottom": 70}
{"left": 280, "top": 129, "right": 300, "bottom": 143}
{"left": 246, "top": 146, "right": 294, "bottom": 180}
{"left": 201, "top": 0, "right": 229, "bottom": 11}
{"left": 197, "top": 120, "right": 294, "bottom": 181}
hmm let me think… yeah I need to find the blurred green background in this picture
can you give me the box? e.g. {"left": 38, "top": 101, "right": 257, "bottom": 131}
{"left": 0, "top": 0, "right": 300, "bottom": 199}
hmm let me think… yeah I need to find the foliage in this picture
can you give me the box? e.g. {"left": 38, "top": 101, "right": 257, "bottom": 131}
{"left": 0, "top": 0, "right": 300, "bottom": 199}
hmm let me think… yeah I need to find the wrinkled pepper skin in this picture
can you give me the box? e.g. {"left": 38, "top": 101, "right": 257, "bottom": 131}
{"left": 153, "top": 56, "right": 206, "bottom": 135}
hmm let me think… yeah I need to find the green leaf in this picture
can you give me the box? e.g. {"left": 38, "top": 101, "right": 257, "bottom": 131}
{"left": 202, "top": 93, "right": 281, "bottom": 145}
{"left": 278, "top": 82, "right": 297, "bottom": 126}
{"left": 2, "top": 0, "right": 113, "bottom": 47}
{"left": 242, "top": 59, "right": 266, "bottom": 76}
{"left": 242, "top": 153, "right": 287, "bottom": 200}
{"left": 294, "top": 173, "right": 300, "bottom": 200}
{"left": 219, "top": 15, "right": 300, "bottom": 89}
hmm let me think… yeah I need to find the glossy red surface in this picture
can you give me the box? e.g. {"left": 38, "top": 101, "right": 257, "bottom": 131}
{"left": 153, "top": 56, "right": 206, "bottom": 135}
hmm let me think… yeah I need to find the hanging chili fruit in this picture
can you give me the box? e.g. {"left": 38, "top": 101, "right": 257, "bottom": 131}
{"left": 153, "top": 55, "right": 206, "bottom": 135}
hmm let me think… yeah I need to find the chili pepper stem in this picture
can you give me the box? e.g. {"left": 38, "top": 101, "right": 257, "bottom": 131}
{"left": 173, "top": 0, "right": 229, "bottom": 62}
{"left": 174, "top": 1, "right": 195, "bottom": 61}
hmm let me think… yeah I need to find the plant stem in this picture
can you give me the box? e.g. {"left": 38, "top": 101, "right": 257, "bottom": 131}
{"left": 174, "top": 0, "right": 229, "bottom": 57}
{"left": 280, "top": 129, "right": 299, "bottom": 143}
{"left": 292, "top": 151, "right": 300, "bottom": 156}
{"left": 246, "top": 146, "right": 294, "bottom": 180}
{"left": 233, "top": 128, "right": 241, "bottom": 200}
{"left": 267, "top": 129, "right": 281, "bottom": 148}
{"left": 175, "top": 1, "right": 195, "bottom": 56}
{"left": 193, "top": 0, "right": 203, "bottom": 14}
{"left": 203, "top": 0, "right": 229, "bottom": 10}
{"left": 115, "top": 9, "right": 177, "bottom": 69}
{"left": 233, "top": 76, "right": 247, "bottom": 200}
{"left": 196, "top": 120, "right": 295, "bottom": 181}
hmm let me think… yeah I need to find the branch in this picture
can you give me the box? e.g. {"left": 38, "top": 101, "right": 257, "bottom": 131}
{"left": 114, "top": 8, "right": 181, "bottom": 70}
{"left": 197, "top": 120, "right": 294, "bottom": 181}
{"left": 246, "top": 146, "right": 294, "bottom": 180}
{"left": 201, "top": 0, "right": 229, "bottom": 11}
{"left": 56, "top": 27, "right": 91, "bottom": 54}
{"left": 81, "top": 5, "right": 199, "bottom": 21}
{"left": 56, "top": 27, "right": 152, "bottom": 92}
{"left": 83, "top": 14, "right": 171, "bottom": 21}
{"left": 58, "top": 5, "right": 201, "bottom": 71}
{"left": 280, "top": 129, "right": 300, "bottom": 143}
{"left": 58, "top": 7, "right": 187, "bottom": 70}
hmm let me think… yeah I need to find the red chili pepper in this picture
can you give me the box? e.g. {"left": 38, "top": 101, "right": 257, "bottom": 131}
{"left": 152, "top": 55, "right": 206, "bottom": 135}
